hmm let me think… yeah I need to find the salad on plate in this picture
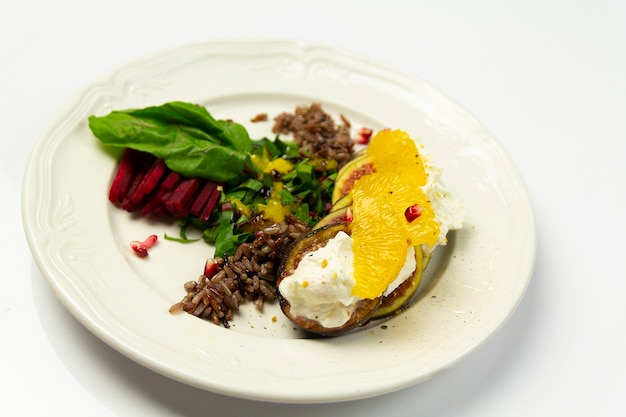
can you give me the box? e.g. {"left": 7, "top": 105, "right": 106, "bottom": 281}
{"left": 88, "top": 101, "right": 464, "bottom": 336}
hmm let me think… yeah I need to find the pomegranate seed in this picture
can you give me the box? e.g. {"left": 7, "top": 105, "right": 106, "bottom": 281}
{"left": 345, "top": 207, "right": 354, "bottom": 222}
{"left": 130, "top": 241, "right": 148, "bottom": 257}
{"left": 354, "top": 127, "right": 373, "bottom": 145}
{"left": 204, "top": 258, "right": 218, "bottom": 277}
{"left": 404, "top": 204, "right": 424, "bottom": 222}
{"left": 130, "top": 234, "right": 158, "bottom": 258}
{"left": 142, "top": 234, "right": 158, "bottom": 248}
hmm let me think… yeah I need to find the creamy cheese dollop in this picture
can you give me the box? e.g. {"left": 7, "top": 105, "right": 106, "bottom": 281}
{"left": 420, "top": 147, "right": 466, "bottom": 251}
{"left": 278, "top": 231, "right": 417, "bottom": 328}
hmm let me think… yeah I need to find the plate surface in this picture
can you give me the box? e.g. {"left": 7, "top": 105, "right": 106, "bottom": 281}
{"left": 21, "top": 39, "right": 535, "bottom": 403}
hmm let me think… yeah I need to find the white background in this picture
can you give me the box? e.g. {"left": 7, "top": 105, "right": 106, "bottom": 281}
{"left": 2, "top": 1, "right": 625, "bottom": 416}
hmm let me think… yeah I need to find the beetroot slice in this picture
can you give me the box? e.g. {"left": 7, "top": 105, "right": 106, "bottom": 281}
{"left": 120, "top": 152, "right": 157, "bottom": 212}
{"left": 127, "top": 158, "right": 168, "bottom": 207}
{"left": 139, "top": 171, "right": 182, "bottom": 216}
{"left": 108, "top": 149, "right": 148, "bottom": 204}
{"left": 109, "top": 150, "right": 223, "bottom": 222}
{"left": 152, "top": 204, "right": 170, "bottom": 218}
{"left": 164, "top": 177, "right": 204, "bottom": 218}
{"left": 189, "top": 181, "right": 217, "bottom": 216}
{"left": 160, "top": 171, "right": 183, "bottom": 190}
{"left": 199, "top": 187, "right": 221, "bottom": 222}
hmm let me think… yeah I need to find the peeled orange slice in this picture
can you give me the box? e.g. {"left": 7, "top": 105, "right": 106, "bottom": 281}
{"left": 350, "top": 130, "right": 440, "bottom": 299}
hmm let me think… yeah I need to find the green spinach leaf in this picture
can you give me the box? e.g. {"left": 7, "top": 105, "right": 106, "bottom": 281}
{"left": 88, "top": 101, "right": 255, "bottom": 183}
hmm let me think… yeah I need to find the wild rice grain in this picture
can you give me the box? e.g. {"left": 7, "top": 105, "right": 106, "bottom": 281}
{"left": 170, "top": 215, "right": 310, "bottom": 327}
{"left": 183, "top": 281, "right": 197, "bottom": 293}
{"left": 272, "top": 103, "right": 354, "bottom": 166}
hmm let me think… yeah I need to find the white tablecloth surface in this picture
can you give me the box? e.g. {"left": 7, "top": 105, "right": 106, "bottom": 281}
{"left": 2, "top": 1, "right": 625, "bottom": 416}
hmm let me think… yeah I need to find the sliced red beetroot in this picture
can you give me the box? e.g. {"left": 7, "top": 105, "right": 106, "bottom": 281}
{"left": 138, "top": 189, "right": 168, "bottom": 217}
{"left": 108, "top": 149, "right": 133, "bottom": 204}
{"left": 164, "top": 177, "right": 204, "bottom": 217}
{"left": 120, "top": 152, "right": 157, "bottom": 212}
{"left": 139, "top": 171, "right": 182, "bottom": 216}
{"left": 160, "top": 170, "right": 182, "bottom": 190}
{"left": 127, "top": 158, "right": 168, "bottom": 207}
{"left": 151, "top": 204, "right": 170, "bottom": 218}
{"left": 108, "top": 149, "right": 152, "bottom": 205}
{"left": 109, "top": 150, "right": 222, "bottom": 222}
{"left": 190, "top": 181, "right": 217, "bottom": 216}
{"left": 199, "top": 187, "right": 221, "bottom": 222}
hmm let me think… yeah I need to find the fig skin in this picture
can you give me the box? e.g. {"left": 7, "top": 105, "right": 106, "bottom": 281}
{"left": 279, "top": 296, "right": 381, "bottom": 336}
{"left": 312, "top": 206, "right": 352, "bottom": 230}
{"left": 276, "top": 222, "right": 381, "bottom": 336}
{"left": 331, "top": 154, "right": 376, "bottom": 204}
{"left": 329, "top": 194, "right": 352, "bottom": 212}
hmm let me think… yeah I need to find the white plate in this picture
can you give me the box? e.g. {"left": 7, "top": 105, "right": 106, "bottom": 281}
{"left": 22, "top": 40, "right": 535, "bottom": 403}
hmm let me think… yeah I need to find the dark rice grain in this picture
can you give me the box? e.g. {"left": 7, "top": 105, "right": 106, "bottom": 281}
{"left": 170, "top": 215, "right": 310, "bottom": 327}
{"left": 272, "top": 103, "right": 354, "bottom": 166}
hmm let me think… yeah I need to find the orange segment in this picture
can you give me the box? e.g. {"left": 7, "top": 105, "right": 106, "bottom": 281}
{"left": 351, "top": 176, "right": 409, "bottom": 298}
{"left": 350, "top": 130, "right": 440, "bottom": 299}
{"left": 366, "top": 129, "right": 427, "bottom": 185}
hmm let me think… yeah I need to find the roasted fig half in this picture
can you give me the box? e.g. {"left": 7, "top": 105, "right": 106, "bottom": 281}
{"left": 276, "top": 222, "right": 381, "bottom": 336}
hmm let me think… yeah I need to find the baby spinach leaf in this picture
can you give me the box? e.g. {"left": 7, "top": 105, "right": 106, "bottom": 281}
{"left": 88, "top": 101, "right": 255, "bottom": 183}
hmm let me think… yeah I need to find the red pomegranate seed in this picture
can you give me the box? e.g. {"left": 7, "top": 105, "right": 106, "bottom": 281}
{"left": 345, "top": 207, "right": 354, "bottom": 222}
{"left": 130, "top": 241, "right": 148, "bottom": 257}
{"left": 204, "top": 258, "right": 218, "bottom": 277}
{"left": 130, "top": 234, "right": 158, "bottom": 257}
{"left": 142, "top": 234, "right": 158, "bottom": 248}
{"left": 404, "top": 204, "right": 424, "bottom": 222}
{"left": 354, "top": 127, "right": 373, "bottom": 145}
